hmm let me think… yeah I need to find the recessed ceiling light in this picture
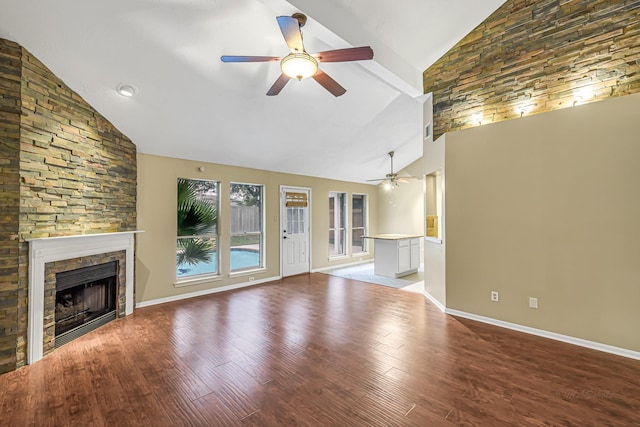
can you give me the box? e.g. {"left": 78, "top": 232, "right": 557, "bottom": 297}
{"left": 116, "top": 83, "right": 138, "bottom": 97}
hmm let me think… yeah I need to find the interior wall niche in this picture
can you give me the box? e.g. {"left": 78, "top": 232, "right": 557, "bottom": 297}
{"left": 425, "top": 171, "right": 442, "bottom": 241}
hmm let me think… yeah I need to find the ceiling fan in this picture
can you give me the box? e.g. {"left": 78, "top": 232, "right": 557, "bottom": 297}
{"left": 220, "top": 13, "right": 374, "bottom": 97}
{"left": 367, "top": 151, "right": 420, "bottom": 189}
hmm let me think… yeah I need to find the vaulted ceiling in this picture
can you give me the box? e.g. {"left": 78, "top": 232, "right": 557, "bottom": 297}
{"left": 0, "top": 0, "right": 505, "bottom": 183}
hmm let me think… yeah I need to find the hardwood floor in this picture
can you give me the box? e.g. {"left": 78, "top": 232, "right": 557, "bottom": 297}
{"left": 1, "top": 274, "right": 639, "bottom": 426}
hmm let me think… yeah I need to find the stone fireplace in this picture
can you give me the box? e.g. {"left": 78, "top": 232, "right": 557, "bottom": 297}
{"left": 27, "top": 232, "right": 138, "bottom": 364}
{"left": 0, "top": 38, "right": 137, "bottom": 374}
{"left": 45, "top": 252, "right": 126, "bottom": 354}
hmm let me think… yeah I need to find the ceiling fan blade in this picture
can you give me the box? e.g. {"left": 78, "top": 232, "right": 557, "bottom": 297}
{"left": 221, "top": 55, "right": 280, "bottom": 63}
{"left": 276, "top": 16, "right": 304, "bottom": 53}
{"left": 366, "top": 178, "right": 386, "bottom": 182}
{"left": 314, "top": 46, "right": 374, "bottom": 63}
{"left": 266, "top": 73, "right": 291, "bottom": 96}
{"left": 312, "top": 69, "right": 346, "bottom": 97}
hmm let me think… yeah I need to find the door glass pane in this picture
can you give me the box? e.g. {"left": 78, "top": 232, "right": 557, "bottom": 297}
{"left": 287, "top": 207, "right": 306, "bottom": 235}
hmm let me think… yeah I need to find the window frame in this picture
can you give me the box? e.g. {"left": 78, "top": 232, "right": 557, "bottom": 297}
{"left": 329, "top": 191, "right": 348, "bottom": 258}
{"left": 229, "top": 182, "right": 265, "bottom": 273}
{"left": 176, "top": 177, "right": 220, "bottom": 282}
{"left": 351, "top": 193, "right": 368, "bottom": 255}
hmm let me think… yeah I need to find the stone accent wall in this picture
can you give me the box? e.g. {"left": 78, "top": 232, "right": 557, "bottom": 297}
{"left": 43, "top": 251, "right": 126, "bottom": 356}
{"left": 18, "top": 49, "right": 137, "bottom": 239}
{"left": 0, "top": 40, "right": 22, "bottom": 374}
{"left": 0, "top": 37, "right": 137, "bottom": 374}
{"left": 423, "top": 0, "right": 640, "bottom": 140}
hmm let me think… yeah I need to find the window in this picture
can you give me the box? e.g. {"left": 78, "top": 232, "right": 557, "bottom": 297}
{"left": 352, "top": 194, "right": 368, "bottom": 254}
{"left": 176, "top": 178, "right": 219, "bottom": 279}
{"left": 329, "top": 192, "right": 347, "bottom": 257}
{"left": 230, "top": 183, "right": 264, "bottom": 272}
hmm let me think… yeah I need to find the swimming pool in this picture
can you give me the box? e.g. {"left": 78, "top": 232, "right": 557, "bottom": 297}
{"left": 176, "top": 249, "right": 260, "bottom": 278}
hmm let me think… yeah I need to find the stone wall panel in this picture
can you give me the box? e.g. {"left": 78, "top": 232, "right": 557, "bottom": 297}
{"left": 0, "top": 39, "right": 21, "bottom": 374}
{"left": 423, "top": 0, "right": 640, "bottom": 140}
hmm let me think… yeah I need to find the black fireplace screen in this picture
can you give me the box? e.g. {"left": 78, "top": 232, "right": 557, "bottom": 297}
{"left": 55, "top": 261, "right": 117, "bottom": 338}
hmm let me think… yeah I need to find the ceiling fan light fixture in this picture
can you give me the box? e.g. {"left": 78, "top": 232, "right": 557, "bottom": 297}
{"left": 383, "top": 181, "right": 399, "bottom": 191}
{"left": 280, "top": 52, "right": 318, "bottom": 80}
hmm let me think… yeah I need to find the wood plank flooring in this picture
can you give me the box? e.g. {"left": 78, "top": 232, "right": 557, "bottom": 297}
{"left": 1, "top": 273, "right": 639, "bottom": 426}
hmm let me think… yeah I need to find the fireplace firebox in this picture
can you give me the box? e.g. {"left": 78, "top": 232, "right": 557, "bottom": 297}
{"left": 54, "top": 261, "right": 118, "bottom": 347}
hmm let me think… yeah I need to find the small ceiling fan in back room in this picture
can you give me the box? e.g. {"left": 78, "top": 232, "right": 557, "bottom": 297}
{"left": 220, "top": 13, "right": 374, "bottom": 97}
{"left": 367, "top": 151, "right": 421, "bottom": 190}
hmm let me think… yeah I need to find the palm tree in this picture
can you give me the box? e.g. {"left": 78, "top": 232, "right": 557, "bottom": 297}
{"left": 177, "top": 179, "right": 217, "bottom": 267}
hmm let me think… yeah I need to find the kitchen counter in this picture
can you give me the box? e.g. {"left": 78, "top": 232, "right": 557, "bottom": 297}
{"left": 363, "top": 234, "right": 423, "bottom": 240}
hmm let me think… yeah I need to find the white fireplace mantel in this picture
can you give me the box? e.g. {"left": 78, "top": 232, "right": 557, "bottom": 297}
{"left": 27, "top": 231, "right": 142, "bottom": 364}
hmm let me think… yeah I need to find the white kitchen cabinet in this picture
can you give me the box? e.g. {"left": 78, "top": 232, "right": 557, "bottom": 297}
{"left": 410, "top": 238, "right": 420, "bottom": 270}
{"left": 366, "top": 234, "right": 421, "bottom": 278}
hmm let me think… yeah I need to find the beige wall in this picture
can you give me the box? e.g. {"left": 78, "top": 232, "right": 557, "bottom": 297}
{"left": 377, "top": 158, "right": 424, "bottom": 236}
{"left": 423, "top": 141, "right": 446, "bottom": 306}
{"left": 136, "top": 154, "right": 378, "bottom": 303}
{"left": 423, "top": 95, "right": 447, "bottom": 307}
{"left": 445, "top": 92, "right": 640, "bottom": 352}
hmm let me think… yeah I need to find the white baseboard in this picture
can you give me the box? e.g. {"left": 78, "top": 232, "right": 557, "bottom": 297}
{"left": 311, "top": 259, "right": 372, "bottom": 273}
{"left": 135, "top": 275, "right": 281, "bottom": 308}
{"left": 423, "top": 291, "right": 446, "bottom": 312}
{"left": 445, "top": 308, "right": 640, "bottom": 361}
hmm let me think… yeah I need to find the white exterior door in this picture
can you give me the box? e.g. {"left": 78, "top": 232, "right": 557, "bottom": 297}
{"left": 281, "top": 187, "right": 311, "bottom": 277}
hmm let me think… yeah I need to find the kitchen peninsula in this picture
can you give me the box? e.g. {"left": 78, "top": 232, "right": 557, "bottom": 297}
{"left": 364, "top": 234, "right": 421, "bottom": 278}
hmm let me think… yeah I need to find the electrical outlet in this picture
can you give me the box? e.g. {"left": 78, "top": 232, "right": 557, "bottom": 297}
{"left": 491, "top": 291, "right": 499, "bottom": 302}
{"left": 529, "top": 297, "right": 538, "bottom": 309}
{"left": 249, "top": 277, "right": 255, "bottom": 282}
